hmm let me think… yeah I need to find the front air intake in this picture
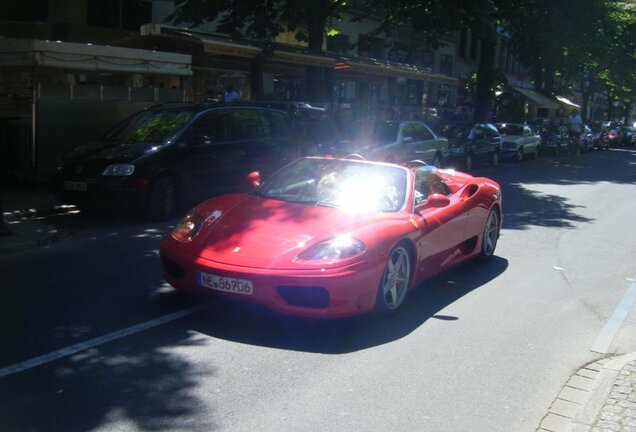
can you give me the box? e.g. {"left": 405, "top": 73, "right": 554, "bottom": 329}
{"left": 277, "top": 286, "right": 329, "bottom": 308}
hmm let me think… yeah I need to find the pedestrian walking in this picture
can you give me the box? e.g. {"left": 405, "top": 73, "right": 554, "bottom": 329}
{"left": 568, "top": 109, "right": 582, "bottom": 156}
{"left": 223, "top": 85, "right": 239, "bottom": 102}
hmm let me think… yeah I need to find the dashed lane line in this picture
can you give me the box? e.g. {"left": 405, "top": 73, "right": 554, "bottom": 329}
{"left": 0, "top": 304, "right": 211, "bottom": 378}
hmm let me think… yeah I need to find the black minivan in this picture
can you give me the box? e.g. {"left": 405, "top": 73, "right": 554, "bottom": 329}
{"left": 56, "top": 103, "right": 299, "bottom": 219}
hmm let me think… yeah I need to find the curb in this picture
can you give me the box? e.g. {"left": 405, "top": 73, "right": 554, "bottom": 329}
{"left": 0, "top": 229, "right": 68, "bottom": 255}
{"left": 0, "top": 205, "right": 78, "bottom": 256}
{"left": 538, "top": 352, "right": 636, "bottom": 432}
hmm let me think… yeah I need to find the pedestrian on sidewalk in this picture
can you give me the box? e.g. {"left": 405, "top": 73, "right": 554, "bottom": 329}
{"left": 223, "top": 85, "right": 239, "bottom": 102}
{"left": 568, "top": 109, "right": 582, "bottom": 156}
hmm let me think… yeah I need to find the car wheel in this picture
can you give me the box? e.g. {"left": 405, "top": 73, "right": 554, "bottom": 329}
{"left": 148, "top": 176, "right": 176, "bottom": 220}
{"left": 464, "top": 153, "right": 473, "bottom": 170}
{"left": 491, "top": 150, "right": 499, "bottom": 166}
{"left": 479, "top": 208, "right": 499, "bottom": 260}
{"left": 376, "top": 244, "right": 411, "bottom": 315}
{"left": 515, "top": 147, "right": 524, "bottom": 162}
{"left": 433, "top": 153, "right": 443, "bottom": 168}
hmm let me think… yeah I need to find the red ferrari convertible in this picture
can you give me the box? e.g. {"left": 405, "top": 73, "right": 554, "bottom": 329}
{"left": 160, "top": 156, "right": 502, "bottom": 318}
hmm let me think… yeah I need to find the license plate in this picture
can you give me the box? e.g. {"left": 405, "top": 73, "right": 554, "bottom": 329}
{"left": 196, "top": 272, "right": 253, "bottom": 295}
{"left": 63, "top": 181, "right": 87, "bottom": 192}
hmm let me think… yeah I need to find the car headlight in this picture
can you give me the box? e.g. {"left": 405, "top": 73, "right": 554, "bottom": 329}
{"left": 171, "top": 211, "right": 205, "bottom": 242}
{"left": 102, "top": 164, "right": 135, "bottom": 176}
{"left": 296, "top": 235, "right": 365, "bottom": 261}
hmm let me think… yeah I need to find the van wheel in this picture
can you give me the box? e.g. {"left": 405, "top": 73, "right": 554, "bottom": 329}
{"left": 148, "top": 176, "right": 176, "bottom": 220}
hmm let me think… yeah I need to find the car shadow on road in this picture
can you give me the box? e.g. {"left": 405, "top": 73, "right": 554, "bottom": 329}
{"left": 181, "top": 256, "right": 508, "bottom": 354}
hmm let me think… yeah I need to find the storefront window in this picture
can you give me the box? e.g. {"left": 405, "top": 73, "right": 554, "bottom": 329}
{"left": 203, "top": 70, "right": 249, "bottom": 102}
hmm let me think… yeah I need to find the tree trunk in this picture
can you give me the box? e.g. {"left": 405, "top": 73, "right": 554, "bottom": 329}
{"left": 305, "top": 0, "right": 328, "bottom": 101}
{"left": 250, "top": 57, "right": 264, "bottom": 100}
{"left": 473, "top": 25, "right": 497, "bottom": 122}
{"left": 623, "top": 100, "right": 632, "bottom": 125}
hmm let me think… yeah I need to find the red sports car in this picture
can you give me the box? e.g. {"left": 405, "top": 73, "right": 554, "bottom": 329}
{"left": 160, "top": 157, "right": 502, "bottom": 318}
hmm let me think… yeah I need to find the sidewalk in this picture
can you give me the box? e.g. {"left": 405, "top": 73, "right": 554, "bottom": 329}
{"left": 539, "top": 353, "right": 636, "bottom": 432}
{"left": 0, "top": 186, "right": 76, "bottom": 255}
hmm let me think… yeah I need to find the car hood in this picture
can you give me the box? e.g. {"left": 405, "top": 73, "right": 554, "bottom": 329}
{"left": 185, "top": 194, "right": 396, "bottom": 268}
{"left": 64, "top": 140, "right": 163, "bottom": 164}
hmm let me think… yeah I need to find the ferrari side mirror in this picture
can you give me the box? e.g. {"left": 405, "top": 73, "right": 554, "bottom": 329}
{"left": 247, "top": 171, "right": 261, "bottom": 188}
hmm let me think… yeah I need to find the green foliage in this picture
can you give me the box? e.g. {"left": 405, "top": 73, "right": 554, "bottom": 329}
{"left": 167, "top": 0, "right": 636, "bottom": 118}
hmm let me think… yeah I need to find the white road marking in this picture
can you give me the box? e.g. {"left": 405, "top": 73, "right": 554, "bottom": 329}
{"left": 0, "top": 304, "right": 210, "bottom": 378}
{"left": 591, "top": 281, "right": 636, "bottom": 354}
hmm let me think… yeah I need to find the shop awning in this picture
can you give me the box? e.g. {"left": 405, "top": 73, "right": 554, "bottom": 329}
{"left": 555, "top": 95, "right": 580, "bottom": 109}
{"left": 139, "top": 24, "right": 458, "bottom": 84}
{"left": 337, "top": 57, "right": 458, "bottom": 84}
{"left": 511, "top": 86, "right": 560, "bottom": 109}
{"left": 0, "top": 37, "right": 192, "bottom": 75}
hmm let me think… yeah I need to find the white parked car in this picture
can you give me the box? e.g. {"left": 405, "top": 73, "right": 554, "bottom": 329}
{"left": 495, "top": 123, "right": 541, "bottom": 162}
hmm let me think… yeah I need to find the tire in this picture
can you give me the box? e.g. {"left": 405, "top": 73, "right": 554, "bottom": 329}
{"left": 515, "top": 147, "right": 524, "bottom": 162}
{"left": 491, "top": 150, "right": 499, "bottom": 167}
{"left": 375, "top": 244, "right": 412, "bottom": 315}
{"left": 147, "top": 176, "right": 176, "bottom": 220}
{"left": 479, "top": 208, "right": 499, "bottom": 260}
{"left": 464, "top": 153, "right": 473, "bottom": 171}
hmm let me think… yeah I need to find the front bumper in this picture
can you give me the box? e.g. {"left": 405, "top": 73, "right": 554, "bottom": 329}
{"left": 55, "top": 176, "right": 146, "bottom": 211}
{"left": 159, "top": 238, "right": 384, "bottom": 318}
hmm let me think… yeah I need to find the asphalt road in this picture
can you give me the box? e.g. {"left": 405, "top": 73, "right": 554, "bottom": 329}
{"left": 1, "top": 148, "right": 635, "bottom": 432}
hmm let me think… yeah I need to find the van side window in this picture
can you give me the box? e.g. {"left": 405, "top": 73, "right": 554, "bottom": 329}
{"left": 229, "top": 109, "right": 264, "bottom": 140}
{"left": 262, "top": 110, "right": 290, "bottom": 138}
{"left": 190, "top": 112, "right": 228, "bottom": 144}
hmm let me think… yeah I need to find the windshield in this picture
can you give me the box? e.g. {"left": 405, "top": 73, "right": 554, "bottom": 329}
{"left": 497, "top": 124, "right": 525, "bottom": 135}
{"left": 257, "top": 158, "right": 407, "bottom": 212}
{"left": 443, "top": 124, "right": 471, "bottom": 140}
{"left": 103, "top": 108, "right": 195, "bottom": 144}
{"left": 370, "top": 121, "right": 400, "bottom": 143}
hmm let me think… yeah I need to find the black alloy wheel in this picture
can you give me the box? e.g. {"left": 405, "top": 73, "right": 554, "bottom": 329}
{"left": 148, "top": 176, "right": 176, "bottom": 220}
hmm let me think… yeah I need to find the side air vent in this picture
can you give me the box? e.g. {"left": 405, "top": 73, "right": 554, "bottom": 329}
{"left": 462, "top": 184, "right": 479, "bottom": 199}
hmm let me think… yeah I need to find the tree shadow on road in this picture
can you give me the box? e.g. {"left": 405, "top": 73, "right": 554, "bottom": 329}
{"left": 477, "top": 148, "right": 636, "bottom": 230}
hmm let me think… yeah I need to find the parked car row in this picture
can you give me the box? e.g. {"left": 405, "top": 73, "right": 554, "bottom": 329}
{"left": 54, "top": 102, "right": 629, "bottom": 222}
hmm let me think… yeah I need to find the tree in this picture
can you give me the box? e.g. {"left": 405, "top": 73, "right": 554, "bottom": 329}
{"left": 167, "top": 0, "right": 349, "bottom": 101}
{"left": 375, "top": 0, "right": 500, "bottom": 121}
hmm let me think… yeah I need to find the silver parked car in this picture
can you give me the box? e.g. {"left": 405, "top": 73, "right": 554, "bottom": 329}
{"left": 343, "top": 120, "right": 449, "bottom": 167}
{"left": 495, "top": 123, "right": 541, "bottom": 162}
